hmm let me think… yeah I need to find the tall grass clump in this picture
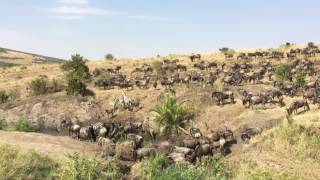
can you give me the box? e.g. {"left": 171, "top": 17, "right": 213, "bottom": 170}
{"left": 198, "top": 155, "right": 233, "bottom": 180}
{"left": 262, "top": 124, "right": 320, "bottom": 162}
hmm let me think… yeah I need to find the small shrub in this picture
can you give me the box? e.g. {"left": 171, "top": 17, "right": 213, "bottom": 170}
{"left": 294, "top": 70, "right": 306, "bottom": 89}
{"left": 28, "top": 76, "right": 50, "bottom": 95}
{"left": 28, "top": 77, "right": 64, "bottom": 96}
{"left": 143, "top": 154, "right": 170, "bottom": 179}
{"left": 66, "top": 74, "right": 87, "bottom": 96}
{"left": 55, "top": 153, "right": 122, "bottom": 180}
{"left": 8, "top": 118, "right": 34, "bottom": 132}
{"left": 158, "top": 164, "right": 205, "bottom": 180}
{"left": 0, "top": 90, "right": 9, "bottom": 104}
{"left": 198, "top": 155, "right": 233, "bottom": 180}
{"left": 49, "top": 78, "right": 65, "bottom": 93}
{"left": 93, "top": 68, "right": 103, "bottom": 77}
{"left": 275, "top": 64, "right": 292, "bottom": 82}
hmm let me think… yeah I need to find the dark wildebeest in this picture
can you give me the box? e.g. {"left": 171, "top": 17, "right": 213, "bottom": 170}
{"left": 211, "top": 91, "right": 235, "bottom": 105}
{"left": 286, "top": 100, "right": 310, "bottom": 116}
{"left": 190, "top": 54, "right": 201, "bottom": 62}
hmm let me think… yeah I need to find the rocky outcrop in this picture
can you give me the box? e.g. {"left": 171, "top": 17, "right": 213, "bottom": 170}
{"left": 0, "top": 94, "right": 103, "bottom": 132}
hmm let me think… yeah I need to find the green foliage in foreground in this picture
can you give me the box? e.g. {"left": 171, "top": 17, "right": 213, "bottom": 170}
{"left": 142, "top": 154, "right": 232, "bottom": 180}
{"left": 0, "top": 145, "right": 123, "bottom": 180}
{"left": 0, "top": 145, "right": 57, "bottom": 180}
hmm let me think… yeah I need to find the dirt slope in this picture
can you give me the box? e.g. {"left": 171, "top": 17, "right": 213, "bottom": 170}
{"left": 0, "top": 131, "right": 99, "bottom": 162}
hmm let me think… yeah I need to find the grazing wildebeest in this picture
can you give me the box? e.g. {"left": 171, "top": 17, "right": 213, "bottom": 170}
{"left": 190, "top": 54, "right": 201, "bottom": 62}
{"left": 286, "top": 100, "right": 310, "bottom": 116}
{"left": 212, "top": 91, "right": 235, "bottom": 105}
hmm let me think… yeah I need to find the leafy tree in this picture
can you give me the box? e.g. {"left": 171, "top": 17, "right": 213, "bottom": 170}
{"left": 61, "top": 54, "right": 90, "bottom": 80}
{"left": 105, "top": 53, "right": 114, "bottom": 60}
{"left": 62, "top": 54, "right": 90, "bottom": 96}
{"left": 275, "top": 64, "right": 292, "bottom": 82}
{"left": 153, "top": 96, "right": 193, "bottom": 136}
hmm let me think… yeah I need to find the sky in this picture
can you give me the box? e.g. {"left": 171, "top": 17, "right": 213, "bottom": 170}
{"left": 0, "top": 0, "right": 320, "bottom": 59}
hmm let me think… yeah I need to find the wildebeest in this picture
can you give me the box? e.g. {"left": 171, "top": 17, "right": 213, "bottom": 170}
{"left": 212, "top": 91, "right": 235, "bottom": 105}
{"left": 241, "top": 127, "right": 263, "bottom": 142}
{"left": 286, "top": 99, "right": 310, "bottom": 116}
{"left": 190, "top": 54, "right": 201, "bottom": 62}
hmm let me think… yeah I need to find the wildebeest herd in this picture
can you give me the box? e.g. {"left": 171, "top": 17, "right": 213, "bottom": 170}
{"left": 67, "top": 45, "right": 320, "bottom": 164}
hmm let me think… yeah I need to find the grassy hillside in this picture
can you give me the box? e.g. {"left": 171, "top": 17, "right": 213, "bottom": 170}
{"left": 0, "top": 43, "right": 320, "bottom": 179}
{"left": 0, "top": 47, "right": 64, "bottom": 67}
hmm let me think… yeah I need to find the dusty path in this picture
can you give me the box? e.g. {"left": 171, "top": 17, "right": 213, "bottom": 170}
{"left": 0, "top": 131, "right": 100, "bottom": 162}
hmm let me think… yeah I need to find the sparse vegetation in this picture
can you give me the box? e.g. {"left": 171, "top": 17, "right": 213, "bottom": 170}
{"left": 7, "top": 118, "right": 34, "bottom": 132}
{"left": 28, "top": 76, "right": 64, "bottom": 96}
{"left": 275, "top": 64, "right": 292, "bottom": 82}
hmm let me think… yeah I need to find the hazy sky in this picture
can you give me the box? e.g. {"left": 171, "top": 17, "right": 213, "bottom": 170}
{"left": 0, "top": 0, "right": 319, "bottom": 59}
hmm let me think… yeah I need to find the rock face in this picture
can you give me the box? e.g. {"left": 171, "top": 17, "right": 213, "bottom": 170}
{"left": 0, "top": 94, "right": 102, "bottom": 132}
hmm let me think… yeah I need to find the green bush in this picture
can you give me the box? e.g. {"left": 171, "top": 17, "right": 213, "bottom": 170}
{"left": 142, "top": 154, "right": 204, "bottom": 180}
{"left": 61, "top": 54, "right": 91, "bottom": 80}
{"left": 66, "top": 74, "right": 87, "bottom": 96}
{"left": 143, "top": 154, "right": 170, "bottom": 179}
{"left": 55, "top": 153, "right": 122, "bottom": 180}
{"left": 198, "top": 155, "right": 232, "bottom": 180}
{"left": 7, "top": 118, "right": 34, "bottom": 132}
{"left": 28, "top": 77, "right": 64, "bottom": 96}
{"left": 157, "top": 164, "right": 204, "bottom": 180}
{"left": 93, "top": 68, "right": 103, "bottom": 77}
{"left": 0, "top": 145, "right": 57, "bottom": 180}
{"left": 0, "top": 90, "right": 10, "bottom": 104}
{"left": 153, "top": 96, "right": 193, "bottom": 136}
{"left": 294, "top": 70, "right": 306, "bottom": 89}
{"left": 275, "top": 64, "right": 292, "bottom": 82}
